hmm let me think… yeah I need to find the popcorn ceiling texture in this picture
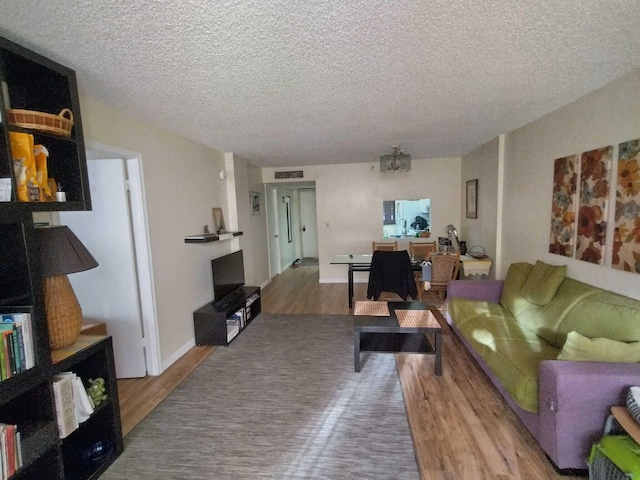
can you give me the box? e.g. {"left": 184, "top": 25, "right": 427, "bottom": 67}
{"left": 0, "top": 0, "right": 638, "bottom": 167}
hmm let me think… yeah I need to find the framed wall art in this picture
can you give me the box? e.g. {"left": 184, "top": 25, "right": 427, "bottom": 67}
{"left": 612, "top": 138, "right": 640, "bottom": 274}
{"left": 212, "top": 207, "right": 226, "bottom": 234}
{"left": 575, "top": 146, "right": 612, "bottom": 265}
{"left": 250, "top": 191, "right": 261, "bottom": 215}
{"left": 466, "top": 179, "right": 478, "bottom": 219}
{"left": 549, "top": 154, "right": 578, "bottom": 257}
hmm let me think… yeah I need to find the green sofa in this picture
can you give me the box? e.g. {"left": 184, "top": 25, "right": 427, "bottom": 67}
{"left": 446, "top": 261, "right": 640, "bottom": 471}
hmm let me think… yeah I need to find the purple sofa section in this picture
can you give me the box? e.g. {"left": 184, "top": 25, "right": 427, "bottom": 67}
{"left": 539, "top": 360, "right": 640, "bottom": 470}
{"left": 445, "top": 278, "right": 640, "bottom": 471}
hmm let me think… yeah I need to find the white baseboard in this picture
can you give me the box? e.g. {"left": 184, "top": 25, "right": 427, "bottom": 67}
{"left": 160, "top": 338, "right": 196, "bottom": 374}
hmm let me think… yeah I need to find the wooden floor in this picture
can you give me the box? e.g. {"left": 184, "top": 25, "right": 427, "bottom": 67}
{"left": 117, "top": 265, "right": 584, "bottom": 479}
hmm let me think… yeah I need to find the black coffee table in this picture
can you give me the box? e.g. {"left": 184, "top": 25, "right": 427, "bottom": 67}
{"left": 353, "top": 301, "right": 442, "bottom": 375}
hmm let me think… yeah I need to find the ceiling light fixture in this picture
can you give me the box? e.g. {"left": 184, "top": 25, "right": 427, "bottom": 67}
{"left": 380, "top": 145, "right": 411, "bottom": 173}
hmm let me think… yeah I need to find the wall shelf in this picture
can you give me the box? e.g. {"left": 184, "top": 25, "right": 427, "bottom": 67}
{"left": 184, "top": 231, "right": 243, "bottom": 243}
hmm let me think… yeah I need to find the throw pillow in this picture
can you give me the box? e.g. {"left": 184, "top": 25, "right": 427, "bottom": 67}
{"left": 521, "top": 260, "right": 566, "bottom": 305}
{"left": 627, "top": 387, "right": 640, "bottom": 424}
{"left": 558, "top": 331, "right": 640, "bottom": 363}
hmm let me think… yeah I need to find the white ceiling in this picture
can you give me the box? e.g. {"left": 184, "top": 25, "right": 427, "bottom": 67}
{"left": 0, "top": 1, "right": 639, "bottom": 167}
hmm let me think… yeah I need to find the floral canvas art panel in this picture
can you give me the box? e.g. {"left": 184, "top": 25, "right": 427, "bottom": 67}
{"left": 575, "top": 146, "right": 612, "bottom": 265}
{"left": 549, "top": 155, "right": 577, "bottom": 257}
{"left": 612, "top": 138, "right": 640, "bottom": 274}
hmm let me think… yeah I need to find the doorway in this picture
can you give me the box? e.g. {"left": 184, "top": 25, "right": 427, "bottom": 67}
{"left": 265, "top": 182, "right": 318, "bottom": 279}
{"left": 299, "top": 188, "right": 318, "bottom": 259}
{"left": 58, "top": 142, "right": 160, "bottom": 378}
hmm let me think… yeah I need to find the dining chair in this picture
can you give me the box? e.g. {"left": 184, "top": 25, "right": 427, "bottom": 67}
{"left": 372, "top": 241, "right": 398, "bottom": 251}
{"left": 366, "top": 250, "right": 417, "bottom": 301}
{"left": 409, "top": 241, "right": 437, "bottom": 301}
{"left": 409, "top": 241, "right": 437, "bottom": 262}
{"left": 425, "top": 251, "right": 460, "bottom": 300}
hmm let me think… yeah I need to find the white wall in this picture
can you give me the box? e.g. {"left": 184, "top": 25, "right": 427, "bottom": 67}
{"left": 230, "top": 153, "right": 270, "bottom": 288}
{"left": 263, "top": 158, "right": 462, "bottom": 283}
{"left": 501, "top": 69, "right": 640, "bottom": 299}
{"left": 461, "top": 137, "right": 500, "bottom": 277}
{"left": 79, "top": 95, "right": 239, "bottom": 368}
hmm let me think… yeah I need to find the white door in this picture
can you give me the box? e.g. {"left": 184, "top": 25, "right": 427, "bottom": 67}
{"left": 60, "top": 158, "right": 147, "bottom": 378}
{"left": 299, "top": 189, "right": 318, "bottom": 258}
{"left": 266, "top": 185, "right": 281, "bottom": 278}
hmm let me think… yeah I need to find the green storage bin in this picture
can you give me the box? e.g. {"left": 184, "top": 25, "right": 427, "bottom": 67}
{"left": 589, "top": 435, "right": 640, "bottom": 479}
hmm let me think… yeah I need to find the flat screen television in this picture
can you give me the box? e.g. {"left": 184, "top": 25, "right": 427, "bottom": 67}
{"left": 211, "top": 250, "right": 245, "bottom": 305}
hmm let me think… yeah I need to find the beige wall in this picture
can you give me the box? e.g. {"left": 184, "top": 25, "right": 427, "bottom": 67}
{"left": 230, "top": 153, "right": 270, "bottom": 287}
{"left": 500, "top": 69, "right": 640, "bottom": 299}
{"left": 461, "top": 136, "right": 500, "bottom": 277}
{"left": 263, "top": 158, "right": 462, "bottom": 283}
{"left": 75, "top": 67, "right": 640, "bottom": 371}
{"left": 79, "top": 95, "right": 240, "bottom": 368}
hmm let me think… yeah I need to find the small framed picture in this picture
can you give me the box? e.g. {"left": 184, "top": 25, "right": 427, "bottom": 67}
{"left": 212, "top": 207, "right": 226, "bottom": 233}
{"left": 250, "top": 191, "right": 261, "bottom": 215}
{"left": 466, "top": 179, "right": 478, "bottom": 219}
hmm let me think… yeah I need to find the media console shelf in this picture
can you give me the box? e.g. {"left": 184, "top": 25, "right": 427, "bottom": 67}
{"left": 193, "top": 286, "right": 261, "bottom": 345}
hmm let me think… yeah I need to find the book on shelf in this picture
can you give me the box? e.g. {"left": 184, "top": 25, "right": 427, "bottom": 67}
{"left": 53, "top": 371, "right": 95, "bottom": 438}
{"left": 246, "top": 293, "right": 259, "bottom": 306}
{"left": 0, "top": 312, "right": 34, "bottom": 381}
{"left": 53, "top": 374, "right": 78, "bottom": 438}
{"left": 71, "top": 374, "right": 95, "bottom": 422}
{"left": 0, "top": 423, "right": 22, "bottom": 479}
{"left": 226, "top": 323, "right": 240, "bottom": 342}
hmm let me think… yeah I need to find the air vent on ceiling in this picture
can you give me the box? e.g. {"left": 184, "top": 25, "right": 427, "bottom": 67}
{"left": 275, "top": 170, "right": 304, "bottom": 179}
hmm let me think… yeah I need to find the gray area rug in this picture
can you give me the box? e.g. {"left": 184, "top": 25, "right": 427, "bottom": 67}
{"left": 102, "top": 314, "right": 419, "bottom": 479}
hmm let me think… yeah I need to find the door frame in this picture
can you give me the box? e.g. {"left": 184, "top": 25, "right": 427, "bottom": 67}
{"left": 85, "top": 140, "right": 162, "bottom": 375}
{"left": 266, "top": 184, "right": 281, "bottom": 278}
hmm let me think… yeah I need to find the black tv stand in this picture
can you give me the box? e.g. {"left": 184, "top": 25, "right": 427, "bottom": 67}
{"left": 213, "top": 288, "right": 244, "bottom": 310}
{"left": 194, "top": 286, "right": 261, "bottom": 345}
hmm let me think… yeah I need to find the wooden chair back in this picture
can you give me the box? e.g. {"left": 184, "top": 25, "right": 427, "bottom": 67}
{"left": 409, "top": 241, "right": 437, "bottom": 262}
{"left": 372, "top": 241, "right": 398, "bottom": 252}
{"left": 428, "top": 251, "right": 461, "bottom": 298}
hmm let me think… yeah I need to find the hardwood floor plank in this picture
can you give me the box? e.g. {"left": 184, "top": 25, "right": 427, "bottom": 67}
{"left": 117, "top": 265, "right": 584, "bottom": 479}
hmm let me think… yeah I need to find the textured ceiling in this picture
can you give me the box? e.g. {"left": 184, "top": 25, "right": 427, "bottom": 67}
{"left": 0, "top": 0, "right": 639, "bottom": 167}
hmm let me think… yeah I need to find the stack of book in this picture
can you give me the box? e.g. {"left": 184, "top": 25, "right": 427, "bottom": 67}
{"left": 0, "top": 423, "right": 22, "bottom": 479}
{"left": 52, "top": 372, "right": 96, "bottom": 438}
{"left": 0, "top": 312, "right": 35, "bottom": 381}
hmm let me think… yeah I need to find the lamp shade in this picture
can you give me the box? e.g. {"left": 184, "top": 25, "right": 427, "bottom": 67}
{"left": 34, "top": 225, "right": 98, "bottom": 349}
{"left": 35, "top": 225, "right": 98, "bottom": 276}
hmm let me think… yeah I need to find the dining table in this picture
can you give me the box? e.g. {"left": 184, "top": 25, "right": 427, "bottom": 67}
{"left": 330, "top": 253, "right": 492, "bottom": 308}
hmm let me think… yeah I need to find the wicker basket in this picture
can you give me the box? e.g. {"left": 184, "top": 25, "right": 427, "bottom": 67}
{"left": 7, "top": 108, "right": 74, "bottom": 137}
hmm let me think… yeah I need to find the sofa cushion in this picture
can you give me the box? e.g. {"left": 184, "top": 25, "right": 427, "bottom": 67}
{"left": 451, "top": 297, "right": 559, "bottom": 413}
{"left": 500, "top": 262, "right": 534, "bottom": 317}
{"left": 522, "top": 260, "right": 566, "bottom": 306}
{"left": 558, "top": 331, "right": 640, "bottom": 362}
{"left": 553, "top": 286, "right": 640, "bottom": 347}
{"left": 514, "top": 277, "right": 597, "bottom": 347}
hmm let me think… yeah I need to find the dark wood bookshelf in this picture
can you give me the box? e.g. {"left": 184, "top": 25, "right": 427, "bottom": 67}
{"left": 0, "top": 35, "right": 121, "bottom": 479}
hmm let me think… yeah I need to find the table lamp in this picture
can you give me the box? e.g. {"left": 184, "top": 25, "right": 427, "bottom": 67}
{"left": 35, "top": 225, "right": 98, "bottom": 349}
